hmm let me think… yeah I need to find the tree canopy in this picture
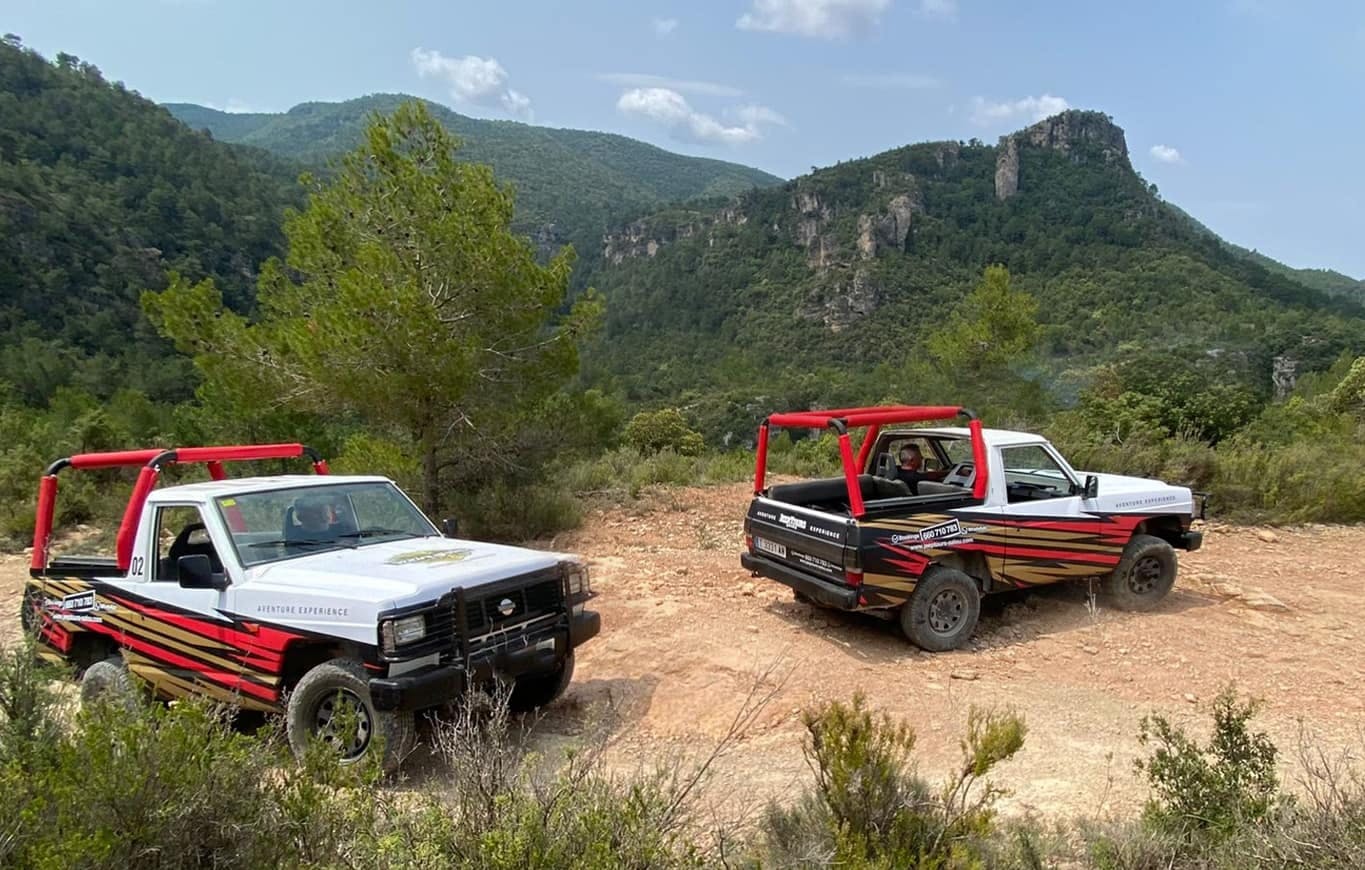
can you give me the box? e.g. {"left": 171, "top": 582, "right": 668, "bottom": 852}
{"left": 145, "top": 102, "right": 600, "bottom": 514}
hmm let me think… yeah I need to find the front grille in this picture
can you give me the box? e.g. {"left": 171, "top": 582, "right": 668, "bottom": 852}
{"left": 385, "top": 568, "right": 566, "bottom": 661}
{"left": 461, "top": 576, "right": 563, "bottom": 637}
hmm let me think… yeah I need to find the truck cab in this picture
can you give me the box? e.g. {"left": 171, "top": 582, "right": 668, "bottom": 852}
{"left": 742, "top": 406, "right": 1205, "bottom": 651}
{"left": 24, "top": 443, "right": 600, "bottom": 771}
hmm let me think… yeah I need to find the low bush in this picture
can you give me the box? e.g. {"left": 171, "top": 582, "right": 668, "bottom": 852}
{"left": 624, "top": 408, "right": 705, "bottom": 456}
{"left": 1135, "top": 688, "right": 1282, "bottom": 843}
{"left": 0, "top": 635, "right": 712, "bottom": 869}
{"left": 456, "top": 480, "right": 584, "bottom": 542}
{"left": 760, "top": 693, "right": 1026, "bottom": 868}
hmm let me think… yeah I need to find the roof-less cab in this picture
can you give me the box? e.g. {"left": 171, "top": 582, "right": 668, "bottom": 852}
{"left": 742, "top": 405, "right": 1206, "bottom": 650}
{"left": 23, "top": 443, "right": 599, "bottom": 770}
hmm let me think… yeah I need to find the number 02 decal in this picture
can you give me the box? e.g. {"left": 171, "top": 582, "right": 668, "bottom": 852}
{"left": 130, "top": 556, "right": 145, "bottom": 576}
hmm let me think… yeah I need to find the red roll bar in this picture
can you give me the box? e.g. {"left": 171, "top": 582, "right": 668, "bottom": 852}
{"left": 753, "top": 406, "right": 988, "bottom": 517}
{"left": 32, "top": 443, "right": 328, "bottom": 573}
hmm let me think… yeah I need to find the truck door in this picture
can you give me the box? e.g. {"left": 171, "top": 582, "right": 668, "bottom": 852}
{"left": 118, "top": 504, "right": 245, "bottom": 702}
{"left": 996, "top": 444, "right": 1107, "bottom": 588}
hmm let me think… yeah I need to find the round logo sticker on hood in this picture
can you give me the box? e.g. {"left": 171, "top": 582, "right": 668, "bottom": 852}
{"left": 385, "top": 548, "right": 474, "bottom": 566}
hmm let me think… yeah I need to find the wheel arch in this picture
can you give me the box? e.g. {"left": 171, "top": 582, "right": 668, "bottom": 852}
{"left": 279, "top": 639, "right": 369, "bottom": 691}
{"left": 925, "top": 551, "right": 996, "bottom": 594}
{"left": 1132, "top": 515, "right": 1185, "bottom": 549}
{"left": 66, "top": 632, "right": 121, "bottom": 674}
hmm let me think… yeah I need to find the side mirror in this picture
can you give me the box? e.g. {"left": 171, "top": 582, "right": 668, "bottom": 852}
{"left": 1082, "top": 475, "right": 1099, "bottom": 500}
{"left": 440, "top": 517, "right": 459, "bottom": 538}
{"left": 178, "top": 554, "right": 227, "bottom": 590}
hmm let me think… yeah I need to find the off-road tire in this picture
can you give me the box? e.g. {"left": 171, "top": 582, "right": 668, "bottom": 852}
{"left": 509, "top": 650, "right": 575, "bottom": 713}
{"left": 900, "top": 566, "right": 981, "bottom": 651}
{"left": 19, "top": 587, "right": 40, "bottom": 637}
{"left": 1107, "top": 534, "right": 1177, "bottom": 611}
{"left": 80, "top": 655, "right": 142, "bottom": 710}
{"left": 286, "top": 658, "right": 415, "bottom": 773}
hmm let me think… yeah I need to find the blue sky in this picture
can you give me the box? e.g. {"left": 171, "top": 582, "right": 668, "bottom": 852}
{"left": 8, "top": 0, "right": 1365, "bottom": 276}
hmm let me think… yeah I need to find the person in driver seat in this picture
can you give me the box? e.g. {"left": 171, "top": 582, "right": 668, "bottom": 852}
{"left": 897, "top": 444, "right": 948, "bottom": 490}
{"left": 896, "top": 445, "right": 925, "bottom": 492}
{"left": 293, "top": 496, "right": 337, "bottom": 540}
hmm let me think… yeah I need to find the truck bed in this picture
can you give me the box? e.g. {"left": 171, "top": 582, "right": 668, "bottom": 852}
{"left": 45, "top": 555, "right": 119, "bottom": 579}
{"left": 767, "top": 474, "right": 977, "bottom": 515}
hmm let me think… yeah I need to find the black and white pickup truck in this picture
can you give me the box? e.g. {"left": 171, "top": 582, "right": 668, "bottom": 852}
{"left": 23, "top": 442, "right": 600, "bottom": 770}
{"left": 742, "top": 405, "right": 1206, "bottom": 651}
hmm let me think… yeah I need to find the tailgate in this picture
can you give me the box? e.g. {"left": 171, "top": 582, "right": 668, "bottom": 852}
{"left": 744, "top": 498, "right": 855, "bottom": 585}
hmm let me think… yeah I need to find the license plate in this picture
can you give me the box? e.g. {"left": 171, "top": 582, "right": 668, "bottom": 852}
{"left": 754, "top": 537, "right": 787, "bottom": 558}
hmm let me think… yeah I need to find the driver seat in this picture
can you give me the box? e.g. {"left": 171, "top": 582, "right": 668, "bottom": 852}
{"left": 873, "top": 452, "right": 899, "bottom": 480}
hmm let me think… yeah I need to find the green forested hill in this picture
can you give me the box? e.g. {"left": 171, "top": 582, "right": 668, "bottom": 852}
{"left": 4, "top": 35, "right": 1360, "bottom": 429}
{"left": 165, "top": 95, "right": 784, "bottom": 277}
{"left": 0, "top": 38, "right": 298, "bottom": 402}
{"left": 1238, "top": 251, "right": 1364, "bottom": 303}
{"left": 580, "top": 111, "right": 1365, "bottom": 412}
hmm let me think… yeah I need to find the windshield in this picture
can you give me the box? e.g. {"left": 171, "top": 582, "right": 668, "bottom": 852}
{"left": 216, "top": 481, "right": 438, "bottom": 567}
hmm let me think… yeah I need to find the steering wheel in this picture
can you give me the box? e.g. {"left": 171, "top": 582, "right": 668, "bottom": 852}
{"left": 942, "top": 462, "right": 976, "bottom": 489}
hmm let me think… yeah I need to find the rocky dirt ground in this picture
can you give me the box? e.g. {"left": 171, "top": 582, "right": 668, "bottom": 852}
{"left": 4, "top": 483, "right": 1363, "bottom": 821}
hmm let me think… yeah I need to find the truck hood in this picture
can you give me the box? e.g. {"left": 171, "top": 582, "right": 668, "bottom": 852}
{"left": 243, "top": 536, "right": 570, "bottom": 609}
{"left": 1077, "top": 471, "right": 1195, "bottom": 514}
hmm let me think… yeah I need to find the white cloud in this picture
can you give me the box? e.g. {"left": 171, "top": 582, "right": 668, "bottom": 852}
{"left": 597, "top": 73, "right": 743, "bottom": 98}
{"left": 734, "top": 104, "right": 789, "bottom": 127}
{"left": 652, "top": 17, "right": 679, "bottom": 36}
{"left": 841, "top": 72, "right": 940, "bottom": 89}
{"left": 916, "top": 0, "right": 957, "bottom": 19}
{"left": 736, "top": 0, "right": 891, "bottom": 39}
{"left": 969, "top": 93, "right": 1070, "bottom": 125}
{"left": 410, "top": 48, "right": 532, "bottom": 118}
{"left": 616, "top": 87, "right": 783, "bottom": 145}
{"left": 1149, "top": 144, "right": 1184, "bottom": 164}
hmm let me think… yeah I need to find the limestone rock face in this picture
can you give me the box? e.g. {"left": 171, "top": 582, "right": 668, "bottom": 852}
{"left": 803, "top": 267, "right": 881, "bottom": 331}
{"left": 994, "top": 136, "right": 1020, "bottom": 201}
{"left": 602, "top": 203, "right": 748, "bottom": 263}
{"left": 857, "top": 193, "right": 919, "bottom": 259}
{"left": 791, "top": 188, "right": 837, "bottom": 269}
{"left": 1272, "top": 355, "right": 1299, "bottom": 400}
{"left": 995, "top": 110, "right": 1129, "bottom": 200}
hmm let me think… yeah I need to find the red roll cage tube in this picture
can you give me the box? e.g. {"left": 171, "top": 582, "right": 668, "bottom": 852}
{"left": 31, "top": 443, "right": 329, "bottom": 574}
{"left": 752, "top": 405, "right": 988, "bottom": 518}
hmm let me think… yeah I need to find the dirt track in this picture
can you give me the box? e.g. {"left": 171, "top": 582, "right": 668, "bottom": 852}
{"left": 4, "top": 483, "right": 1364, "bottom": 818}
{"left": 548, "top": 484, "right": 1365, "bottom": 818}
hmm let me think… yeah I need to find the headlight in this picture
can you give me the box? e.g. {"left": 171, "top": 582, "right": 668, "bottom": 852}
{"left": 566, "top": 563, "right": 590, "bottom": 597}
{"left": 380, "top": 614, "right": 426, "bottom": 653}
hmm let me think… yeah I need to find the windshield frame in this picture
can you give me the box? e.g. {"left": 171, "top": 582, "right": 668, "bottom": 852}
{"left": 212, "top": 479, "right": 440, "bottom": 569}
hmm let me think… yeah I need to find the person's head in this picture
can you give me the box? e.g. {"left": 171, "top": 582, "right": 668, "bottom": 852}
{"left": 294, "top": 496, "right": 330, "bottom": 532}
{"left": 898, "top": 444, "right": 922, "bottom": 467}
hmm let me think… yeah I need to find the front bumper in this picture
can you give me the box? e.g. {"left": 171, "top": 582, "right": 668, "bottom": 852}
{"left": 1179, "top": 530, "right": 1203, "bottom": 552}
{"left": 370, "top": 609, "right": 600, "bottom": 711}
{"left": 741, "top": 551, "right": 858, "bottom": 610}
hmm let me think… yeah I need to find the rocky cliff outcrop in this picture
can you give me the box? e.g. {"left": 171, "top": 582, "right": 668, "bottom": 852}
{"left": 857, "top": 193, "right": 920, "bottom": 259}
{"left": 994, "top": 137, "right": 1020, "bottom": 201}
{"left": 802, "top": 267, "right": 881, "bottom": 331}
{"left": 995, "top": 110, "right": 1130, "bottom": 200}
{"left": 602, "top": 207, "right": 746, "bottom": 264}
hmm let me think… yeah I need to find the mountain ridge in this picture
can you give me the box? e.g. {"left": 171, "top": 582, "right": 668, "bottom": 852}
{"left": 579, "top": 110, "right": 1364, "bottom": 408}
{"left": 166, "top": 95, "right": 784, "bottom": 278}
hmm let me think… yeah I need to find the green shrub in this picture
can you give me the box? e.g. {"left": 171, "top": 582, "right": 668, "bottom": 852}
{"left": 624, "top": 408, "right": 705, "bottom": 456}
{"left": 1136, "top": 688, "right": 1282, "bottom": 842}
{"left": 761, "top": 694, "right": 1026, "bottom": 868}
{"left": 457, "top": 480, "right": 583, "bottom": 541}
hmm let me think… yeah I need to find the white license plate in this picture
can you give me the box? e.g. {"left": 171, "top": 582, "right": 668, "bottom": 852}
{"left": 754, "top": 537, "right": 787, "bottom": 558}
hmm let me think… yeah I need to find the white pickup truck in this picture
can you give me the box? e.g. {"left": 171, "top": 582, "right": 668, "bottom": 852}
{"left": 22, "top": 443, "right": 599, "bottom": 770}
{"left": 741, "top": 405, "right": 1207, "bottom": 651}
